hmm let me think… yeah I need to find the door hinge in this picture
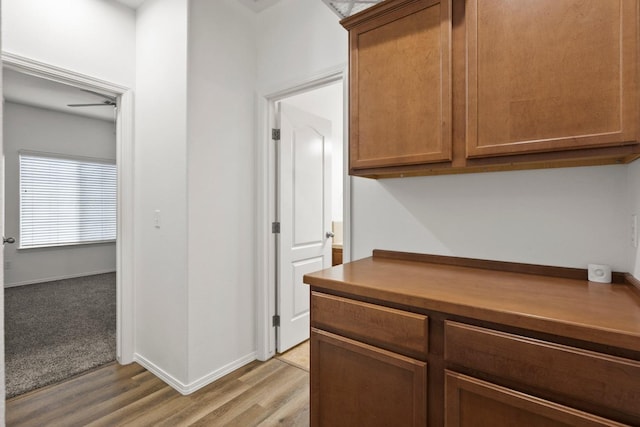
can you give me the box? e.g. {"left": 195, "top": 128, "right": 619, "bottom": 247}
{"left": 272, "top": 315, "right": 280, "bottom": 327}
{"left": 272, "top": 128, "right": 281, "bottom": 141}
{"left": 272, "top": 222, "right": 280, "bottom": 234}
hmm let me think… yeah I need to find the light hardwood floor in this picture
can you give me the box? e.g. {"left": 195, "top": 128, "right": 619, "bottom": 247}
{"left": 6, "top": 357, "right": 309, "bottom": 426}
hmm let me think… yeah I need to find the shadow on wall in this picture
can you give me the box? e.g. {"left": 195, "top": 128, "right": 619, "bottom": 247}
{"left": 352, "top": 165, "right": 629, "bottom": 270}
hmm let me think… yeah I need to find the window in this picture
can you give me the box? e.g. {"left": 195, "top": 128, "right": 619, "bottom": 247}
{"left": 19, "top": 153, "right": 116, "bottom": 249}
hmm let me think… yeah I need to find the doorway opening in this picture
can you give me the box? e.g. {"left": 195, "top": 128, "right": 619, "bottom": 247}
{"left": 256, "top": 68, "right": 349, "bottom": 360}
{"left": 1, "top": 53, "right": 135, "bottom": 397}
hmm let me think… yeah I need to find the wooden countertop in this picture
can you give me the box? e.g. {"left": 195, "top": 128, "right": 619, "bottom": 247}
{"left": 304, "top": 251, "right": 640, "bottom": 353}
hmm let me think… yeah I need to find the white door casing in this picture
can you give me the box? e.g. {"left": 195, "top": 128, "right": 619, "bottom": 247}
{"left": 1, "top": 52, "right": 135, "bottom": 364}
{"left": 1, "top": 68, "right": 6, "bottom": 416}
{"left": 277, "top": 102, "right": 332, "bottom": 353}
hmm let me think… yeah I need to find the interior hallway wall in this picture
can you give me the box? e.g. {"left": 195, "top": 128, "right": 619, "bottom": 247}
{"left": 3, "top": 102, "right": 117, "bottom": 287}
{"left": 256, "top": 0, "right": 348, "bottom": 92}
{"left": 134, "top": 0, "right": 189, "bottom": 386}
{"left": 186, "top": 0, "right": 258, "bottom": 385}
{"left": 2, "top": 0, "right": 136, "bottom": 88}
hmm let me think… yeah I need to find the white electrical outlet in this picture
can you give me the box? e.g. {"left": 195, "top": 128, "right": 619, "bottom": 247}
{"left": 154, "top": 209, "right": 161, "bottom": 228}
{"left": 632, "top": 214, "right": 638, "bottom": 248}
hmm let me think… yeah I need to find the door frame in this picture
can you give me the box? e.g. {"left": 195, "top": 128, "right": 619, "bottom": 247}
{"left": 255, "top": 65, "right": 351, "bottom": 361}
{"left": 2, "top": 52, "right": 135, "bottom": 364}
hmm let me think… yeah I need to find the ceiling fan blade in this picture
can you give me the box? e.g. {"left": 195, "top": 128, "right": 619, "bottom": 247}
{"left": 80, "top": 89, "right": 117, "bottom": 102}
{"left": 67, "top": 103, "right": 116, "bottom": 107}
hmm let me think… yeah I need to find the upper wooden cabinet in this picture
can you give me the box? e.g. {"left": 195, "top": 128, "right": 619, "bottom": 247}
{"left": 466, "top": 0, "right": 639, "bottom": 158}
{"left": 343, "top": 0, "right": 452, "bottom": 171}
{"left": 342, "top": 0, "right": 640, "bottom": 178}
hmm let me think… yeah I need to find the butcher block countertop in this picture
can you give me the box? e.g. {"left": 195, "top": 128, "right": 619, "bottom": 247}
{"left": 304, "top": 250, "right": 640, "bottom": 353}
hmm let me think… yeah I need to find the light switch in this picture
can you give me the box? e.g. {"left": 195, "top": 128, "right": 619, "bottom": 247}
{"left": 154, "top": 210, "right": 161, "bottom": 228}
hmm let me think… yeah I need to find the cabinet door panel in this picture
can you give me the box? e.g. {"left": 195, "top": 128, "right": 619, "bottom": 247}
{"left": 445, "top": 372, "right": 627, "bottom": 427}
{"left": 466, "top": 0, "right": 638, "bottom": 158}
{"left": 311, "top": 328, "right": 427, "bottom": 427}
{"left": 349, "top": 0, "right": 452, "bottom": 170}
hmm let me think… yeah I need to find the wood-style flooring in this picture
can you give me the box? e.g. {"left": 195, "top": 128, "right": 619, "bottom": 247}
{"left": 6, "top": 356, "right": 310, "bottom": 427}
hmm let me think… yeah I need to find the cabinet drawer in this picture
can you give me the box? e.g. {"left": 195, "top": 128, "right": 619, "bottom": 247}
{"left": 445, "top": 321, "right": 640, "bottom": 421}
{"left": 311, "top": 292, "right": 428, "bottom": 359}
{"left": 445, "top": 371, "right": 627, "bottom": 427}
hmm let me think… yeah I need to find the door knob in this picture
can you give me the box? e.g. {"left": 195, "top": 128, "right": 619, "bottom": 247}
{"left": 326, "top": 231, "right": 335, "bottom": 238}
{"left": 3, "top": 237, "right": 15, "bottom": 245}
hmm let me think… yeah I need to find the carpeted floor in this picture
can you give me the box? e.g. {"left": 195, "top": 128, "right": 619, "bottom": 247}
{"left": 4, "top": 273, "right": 116, "bottom": 398}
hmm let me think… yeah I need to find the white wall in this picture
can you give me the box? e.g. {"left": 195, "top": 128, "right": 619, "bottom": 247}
{"left": 256, "top": 0, "right": 348, "bottom": 92}
{"left": 2, "top": 0, "right": 136, "bottom": 88}
{"left": 352, "top": 167, "right": 630, "bottom": 270}
{"left": 186, "top": 0, "right": 257, "bottom": 385}
{"left": 3, "top": 102, "right": 117, "bottom": 287}
{"left": 628, "top": 161, "right": 640, "bottom": 277}
{"left": 134, "top": 0, "right": 189, "bottom": 386}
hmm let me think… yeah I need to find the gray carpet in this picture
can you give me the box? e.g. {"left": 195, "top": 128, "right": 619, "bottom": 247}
{"left": 4, "top": 273, "right": 116, "bottom": 398}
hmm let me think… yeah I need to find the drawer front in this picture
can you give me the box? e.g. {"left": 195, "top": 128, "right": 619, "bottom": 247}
{"left": 311, "top": 292, "right": 428, "bottom": 359}
{"left": 445, "top": 321, "right": 640, "bottom": 421}
{"left": 445, "top": 371, "right": 627, "bottom": 427}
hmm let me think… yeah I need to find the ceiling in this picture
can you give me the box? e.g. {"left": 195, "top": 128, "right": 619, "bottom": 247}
{"left": 321, "top": 0, "right": 383, "bottom": 18}
{"left": 235, "top": 0, "right": 283, "bottom": 12}
{"left": 114, "top": 0, "right": 282, "bottom": 12}
{"left": 3, "top": 69, "right": 117, "bottom": 122}
{"left": 115, "top": 0, "right": 145, "bottom": 8}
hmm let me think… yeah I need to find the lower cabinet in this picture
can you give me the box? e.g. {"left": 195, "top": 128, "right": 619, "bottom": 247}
{"left": 310, "top": 328, "right": 427, "bottom": 427}
{"left": 445, "top": 372, "right": 625, "bottom": 427}
{"left": 310, "top": 290, "right": 640, "bottom": 426}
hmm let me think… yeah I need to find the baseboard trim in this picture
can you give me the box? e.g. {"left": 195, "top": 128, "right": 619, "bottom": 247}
{"left": 134, "top": 352, "right": 257, "bottom": 396}
{"left": 4, "top": 270, "right": 117, "bottom": 288}
{"left": 184, "top": 352, "right": 257, "bottom": 395}
{"left": 134, "top": 354, "right": 188, "bottom": 394}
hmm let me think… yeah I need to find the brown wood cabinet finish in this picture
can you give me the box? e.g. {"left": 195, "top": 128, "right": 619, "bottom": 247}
{"left": 311, "top": 328, "right": 427, "bottom": 427}
{"left": 345, "top": 0, "right": 452, "bottom": 171}
{"left": 444, "top": 321, "right": 640, "bottom": 420}
{"left": 305, "top": 251, "right": 640, "bottom": 426}
{"left": 311, "top": 291, "right": 429, "bottom": 359}
{"left": 466, "top": 0, "right": 639, "bottom": 158}
{"left": 331, "top": 246, "right": 342, "bottom": 266}
{"left": 445, "top": 372, "right": 627, "bottom": 427}
{"left": 342, "top": 0, "right": 640, "bottom": 178}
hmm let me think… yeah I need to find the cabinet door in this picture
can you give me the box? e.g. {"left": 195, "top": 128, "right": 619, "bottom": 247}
{"left": 311, "top": 328, "right": 427, "bottom": 427}
{"left": 348, "top": 0, "right": 452, "bottom": 171}
{"left": 466, "top": 0, "right": 639, "bottom": 158}
{"left": 445, "top": 372, "right": 627, "bottom": 427}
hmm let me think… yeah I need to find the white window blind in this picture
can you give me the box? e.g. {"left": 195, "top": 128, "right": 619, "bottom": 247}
{"left": 19, "top": 153, "right": 116, "bottom": 249}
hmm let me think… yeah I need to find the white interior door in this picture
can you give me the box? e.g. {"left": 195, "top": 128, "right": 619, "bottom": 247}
{"left": 277, "top": 102, "right": 332, "bottom": 353}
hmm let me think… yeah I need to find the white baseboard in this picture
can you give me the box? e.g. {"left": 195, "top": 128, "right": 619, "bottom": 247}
{"left": 134, "top": 354, "right": 189, "bottom": 395}
{"left": 135, "top": 352, "right": 257, "bottom": 396}
{"left": 4, "top": 269, "right": 117, "bottom": 288}
{"left": 184, "top": 352, "right": 257, "bottom": 395}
